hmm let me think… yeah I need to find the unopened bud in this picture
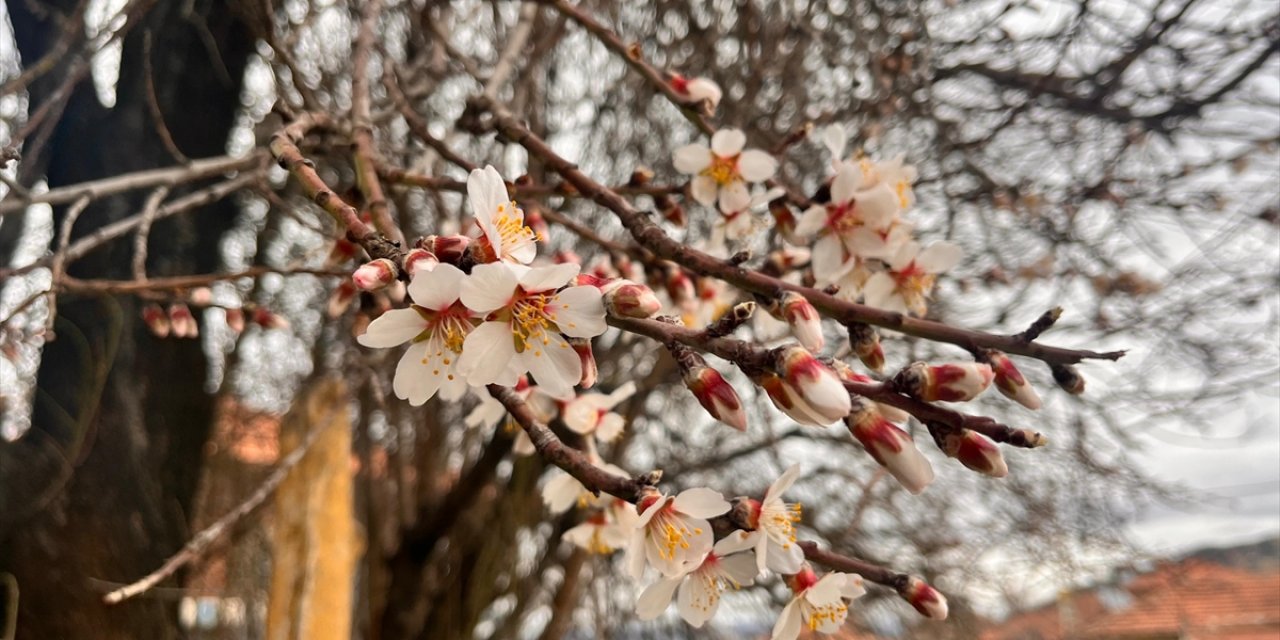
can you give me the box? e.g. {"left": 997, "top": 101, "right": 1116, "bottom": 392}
{"left": 602, "top": 280, "right": 662, "bottom": 318}
{"left": 665, "top": 267, "right": 696, "bottom": 307}
{"left": 403, "top": 248, "right": 439, "bottom": 277}
{"left": 769, "top": 200, "right": 799, "bottom": 244}
{"left": 684, "top": 363, "right": 748, "bottom": 431}
{"left": 769, "top": 292, "right": 824, "bottom": 352}
{"left": 761, "top": 346, "right": 851, "bottom": 425}
{"left": 224, "top": 308, "right": 245, "bottom": 333}
{"left": 353, "top": 258, "right": 397, "bottom": 291}
{"left": 847, "top": 323, "right": 885, "bottom": 373}
{"left": 1051, "top": 364, "right": 1085, "bottom": 395}
{"left": 658, "top": 196, "right": 686, "bottom": 226}
{"left": 326, "top": 237, "right": 359, "bottom": 266}
{"left": 419, "top": 234, "right": 470, "bottom": 264}
{"left": 253, "top": 308, "right": 289, "bottom": 330}
{"left": 985, "top": 350, "right": 1041, "bottom": 409}
{"left": 327, "top": 280, "right": 358, "bottom": 318}
{"left": 525, "top": 207, "right": 550, "bottom": 242}
{"left": 142, "top": 304, "right": 170, "bottom": 338}
{"left": 629, "top": 166, "right": 654, "bottom": 186}
{"left": 189, "top": 287, "right": 212, "bottom": 307}
{"left": 670, "top": 74, "right": 723, "bottom": 110}
{"left": 936, "top": 427, "right": 1008, "bottom": 478}
{"left": 897, "top": 361, "right": 994, "bottom": 402}
{"left": 901, "top": 576, "right": 949, "bottom": 620}
{"left": 571, "top": 338, "right": 597, "bottom": 388}
{"left": 846, "top": 399, "right": 934, "bottom": 494}
{"left": 168, "top": 304, "right": 198, "bottom": 339}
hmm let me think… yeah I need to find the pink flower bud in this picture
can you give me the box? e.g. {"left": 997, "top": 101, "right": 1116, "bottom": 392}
{"left": 670, "top": 74, "right": 722, "bottom": 110}
{"left": 901, "top": 576, "right": 949, "bottom": 620}
{"left": 525, "top": 207, "right": 551, "bottom": 242}
{"left": 769, "top": 200, "right": 799, "bottom": 244}
{"left": 786, "top": 564, "right": 821, "bottom": 594}
{"left": 403, "top": 248, "right": 439, "bottom": 277}
{"left": 1052, "top": 364, "right": 1085, "bottom": 395}
{"left": 142, "top": 304, "right": 170, "bottom": 338}
{"left": 420, "top": 234, "right": 470, "bottom": 264}
{"left": 189, "top": 287, "right": 212, "bottom": 307}
{"left": 602, "top": 280, "right": 662, "bottom": 319}
{"left": 327, "top": 280, "right": 358, "bottom": 318}
{"left": 326, "top": 237, "right": 359, "bottom": 266}
{"left": 167, "top": 304, "right": 198, "bottom": 339}
{"left": 571, "top": 338, "right": 597, "bottom": 388}
{"left": 224, "top": 308, "right": 245, "bottom": 334}
{"left": 665, "top": 267, "right": 696, "bottom": 308}
{"left": 846, "top": 399, "right": 934, "bottom": 494}
{"left": 771, "top": 292, "right": 824, "bottom": 352}
{"left": 898, "top": 362, "right": 994, "bottom": 402}
{"left": 352, "top": 258, "right": 397, "bottom": 291}
{"left": 776, "top": 346, "right": 851, "bottom": 423}
{"left": 986, "top": 350, "right": 1041, "bottom": 409}
{"left": 684, "top": 364, "right": 748, "bottom": 431}
{"left": 253, "top": 308, "right": 289, "bottom": 330}
{"left": 942, "top": 429, "right": 1008, "bottom": 478}
{"left": 847, "top": 323, "right": 885, "bottom": 373}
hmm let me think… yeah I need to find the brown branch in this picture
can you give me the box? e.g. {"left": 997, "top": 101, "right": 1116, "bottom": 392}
{"left": 350, "top": 0, "right": 404, "bottom": 247}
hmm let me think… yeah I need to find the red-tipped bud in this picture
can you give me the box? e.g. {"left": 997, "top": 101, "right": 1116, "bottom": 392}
{"left": 769, "top": 199, "right": 799, "bottom": 244}
{"left": 327, "top": 280, "right": 358, "bottom": 318}
{"left": 786, "top": 564, "right": 820, "bottom": 593}
{"left": 665, "top": 267, "right": 696, "bottom": 308}
{"left": 848, "top": 323, "right": 885, "bottom": 373}
{"left": 252, "top": 308, "right": 289, "bottom": 330}
{"left": 776, "top": 346, "right": 851, "bottom": 423}
{"left": 657, "top": 195, "right": 686, "bottom": 226}
{"left": 403, "top": 248, "right": 439, "bottom": 277}
{"left": 525, "top": 207, "right": 550, "bottom": 242}
{"left": 669, "top": 73, "right": 723, "bottom": 110}
{"left": 602, "top": 280, "right": 662, "bottom": 319}
{"left": 571, "top": 338, "right": 597, "bottom": 388}
{"left": 189, "top": 287, "right": 212, "bottom": 307}
{"left": 901, "top": 576, "right": 949, "bottom": 620}
{"left": 769, "top": 292, "right": 824, "bottom": 352}
{"left": 352, "top": 258, "right": 397, "bottom": 291}
{"left": 554, "top": 249, "right": 582, "bottom": 265}
{"left": 684, "top": 364, "right": 748, "bottom": 431}
{"left": 224, "top": 308, "right": 245, "bottom": 334}
{"left": 142, "top": 303, "right": 170, "bottom": 338}
{"left": 1052, "top": 364, "right": 1085, "bottom": 395}
{"left": 898, "top": 361, "right": 994, "bottom": 402}
{"left": 846, "top": 398, "right": 934, "bottom": 494}
{"left": 168, "top": 304, "right": 198, "bottom": 339}
{"left": 419, "top": 234, "right": 470, "bottom": 264}
{"left": 326, "top": 237, "right": 359, "bottom": 266}
{"left": 942, "top": 429, "right": 1008, "bottom": 478}
{"left": 986, "top": 350, "right": 1041, "bottom": 409}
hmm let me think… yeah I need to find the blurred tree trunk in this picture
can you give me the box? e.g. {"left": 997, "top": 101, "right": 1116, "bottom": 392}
{"left": 0, "top": 2, "right": 253, "bottom": 638}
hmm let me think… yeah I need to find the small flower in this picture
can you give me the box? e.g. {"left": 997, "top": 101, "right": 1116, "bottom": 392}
{"left": 795, "top": 162, "right": 900, "bottom": 287}
{"left": 458, "top": 262, "right": 607, "bottom": 399}
{"left": 846, "top": 398, "right": 934, "bottom": 494}
{"left": 897, "top": 361, "right": 994, "bottom": 403}
{"left": 737, "top": 464, "right": 806, "bottom": 575}
{"left": 673, "top": 129, "right": 778, "bottom": 213}
{"left": 562, "top": 382, "right": 637, "bottom": 444}
{"left": 986, "top": 350, "right": 1042, "bottom": 410}
{"left": 900, "top": 576, "right": 949, "bottom": 620}
{"left": 466, "top": 166, "right": 537, "bottom": 265}
{"left": 773, "top": 346, "right": 852, "bottom": 424}
{"left": 714, "top": 187, "right": 786, "bottom": 244}
{"left": 542, "top": 457, "right": 631, "bottom": 514}
{"left": 564, "top": 500, "right": 639, "bottom": 555}
{"left": 772, "top": 565, "right": 866, "bottom": 640}
{"left": 352, "top": 258, "right": 398, "bottom": 291}
{"left": 862, "top": 241, "right": 963, "bottom": 316}
{"left": 357, "top": 264, "right": 475, "bottom": 405}
{"left": 636, "top": 531, "right": 759, "bottom": 628}
{"left": 683, "top": 362, "right": 748, "bottom": 431}
{"left": 627, "top": 487, "right": 730, "bottom": 579}
{"left": 940, "top": 428, "right": 1008, "bottom": 478}
{"left": 670, "top": 73, "right": 723, "bottom": 111}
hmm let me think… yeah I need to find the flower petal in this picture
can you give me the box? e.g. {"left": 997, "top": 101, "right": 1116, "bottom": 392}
{"left": 917, "top": 241, "right": 964, "bottom": 273}
{"left": 713, "top": 529, "right": 758, "bottom": 556}
{"left": 550, "top": 286, "right": 606, "bottom": 338}
{"left": 636, "top": 577, "right": 682, "bottom": 620}
{"left": 772, "top": 600, "right": 802, "bottom": 640}
{"left": 807, "top": 573, "right": 847, "bottom": 606}
{"left": 767, "top": 463, "right": 802, "bottom": 501}
{"left": 458, "top": 321, "right": 517, "bottom": 385}
{"left": 519, "top": 262, "right": 580, "bottom": 293}
{"left": 820, "top": 123, "right": 847, "bottom": 159}
{"left": 461, "top": 263, "right": 518, "bottom": 313}
{"left": 738, "top": 149, "right": 778, "bottom": 182}
{"left": 711, "top": 129, "right": 746, "bottom": 157}
{"left": 393, "top": 341, "right": 442, "bottom": 406}
{"left": 766, "top": 540, "right": 805, "bottom": 575}
{"left": 673, "top": 144, "right": 712, "bottom": 174}
{"left": 468, "top": 166, "right": 505, "bottom": 224}
{"left": 690, "top": 175, "right": 718, "bottom": 207}
{"left": 811, "top": 234, "right": 849, "bottom": 285}
{"left": 678, "top": 568, "right": 720, "bottom": 627}
{"left": 523, "top": 333, "right": 580, "bottom": 399}
{"left": 889, "top": 239, "right": 921, "bottom": 271}
{"left": 408, "top": 263, "right": 466, "bottom": 311}
{"left": 357, "top": 308, "right": 426, "bottom": 348}
{"left": 673, "top": 487, "right": 730, "bottom": 519}
{"left": 595, "top": 412, "right": 625, "bottom": 442}
{"left": 831, "top": 162, "right": 860, "bottom": 205}
{"left": 861, "top": 272, "right": 897, "bottom": 309}
{"left": 541, "top": 471, "right": 585, "bottom": 514}
{"left": 718, "top": 180, "right": 752, "bottom": 213}
{"left": 626, "top": 527, "right": 648, "bottom": 580}
{"left": 793, "top": 205, "right": 827, "bottom": 239}
{"left": 719, "top": 549, "right": 761, "bottom": 586}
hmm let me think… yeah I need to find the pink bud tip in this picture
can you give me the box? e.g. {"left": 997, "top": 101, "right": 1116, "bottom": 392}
{"left": 403, "top": 248, "right": 439, "bottom": 278}
{"left": 900, "top": 362, "right": 994, "bottom": 402}
{"left": 604, "top": 281, "right": 662, "bottom": 319}
{"left": 947, "top": 429, "right": 1008, "bottom": 478}
{"left": 253, "top": 308, "right": 289, "bottom": 330}
{"left": 327, "top": 280, "right": 358, "bottom": 318}
{"left": 167, "top": 304, "right": 198, "bottom": 339}
{"left": 988, "top": 351, "right": 1042, "bottom": 410}
{"left": 776, "top": 346, "right": 851, "bottom": 423}
{"left": 847, "top": 400, "right": 934, "bottom": 494}
{"left": 352, "top": 258, "right": 397, "bottom": 291}
{"left": 572, "top": 339, "right": 597, "bottom": 389}
{"left": 684, "top": 365, "right": 748, "bottom": 431}
{"left": 902, "top": 577, "right": 949, "bottom": 620}
{"left": 224, "top": 308, "right": 245, "bottom": 334}
{"left": 142, "top": 304, "right": 171, "bottom": 338}
{"left": 781, "top": 293, "right": 824, "bottom": 352}
{"left": 189, "top": 287, "right": 212, "bottom": 307}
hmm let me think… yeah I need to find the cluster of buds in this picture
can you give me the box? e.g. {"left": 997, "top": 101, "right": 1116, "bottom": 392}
{"left": 143, "top": 303, "right": 199, "bottom": 339}
{"left": 982, "top": 350, "right": 1042, "bottom": 409}
{"left": 846, "top": 322, "right": 885, "bottom": 372}
{"left": 900, "top": 576, "right": 949, "bottom": 620}
{"left": 895, "top": 361, "right": 994, "bottom": 403}
{"left": 756, "top": 346, "right": 851, "bottom": 426}
{"left": 845, "top": 397, "right": 934, "bottom": 494}
{"left": 765, "top": 291, "right": 824, "bottom": 352}
{"left": 674, "top": 344, "right": 748, "bottom": 431}
{"left": 577, "top": 274, "right": 663, "bottom": 319}
{"left": 930, "top": 425, "right": 1008, "bottom": 478}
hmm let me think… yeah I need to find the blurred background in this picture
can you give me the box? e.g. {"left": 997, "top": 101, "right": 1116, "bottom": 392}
{"left": 0, "top": 0, "right": 1277, "bottom": 638}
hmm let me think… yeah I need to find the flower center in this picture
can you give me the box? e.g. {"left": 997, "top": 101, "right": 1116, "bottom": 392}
{"left": 702, "top": 154, "right": 740, "bottom": 186}
{"left": 494, "top": 201, "right": 536, "bottom": 250}
{"left": 826, "top": 201, "right": 861, "bottom": 233}
{"left": 411, "top": 304, "right": 474, "bottom": 379}
{"left": 651, "top": 506, "right": 702, "bottom": 561}
{"left": 803, "top": 599, "right": 849, "bottom": 631}
{"left": 509, "top": 290, "right": 561, "bottom": 354}
{"left": 763, "top": 501, "right": 803, "bottom": 547}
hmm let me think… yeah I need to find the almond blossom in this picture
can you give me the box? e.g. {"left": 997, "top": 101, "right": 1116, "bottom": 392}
{"left": 794, "top": 161, "right": 900, "bottom": 287}
{"left": 772, "top": 565, "right": 866, "bottom": 640}
{"left": 467, "top": 165, "right": 537, "bottom": 265}
{"left": 458, "top": 262, "right": 607, "bottom": 399}
{"left": 627, "top": 487, "right": 730, "bottom": 579}
{"left": 738, "top": 463, "right": 806, "bottom": 575}
{"left": 673, "top": 129, "right": 778, "bottom": 213}
{"left": 861, "top": 240, "right": 963, "bottom": 316}
{"left": 562, "top": 381, "right": 637, "bottom": 443}
{"left": 564, "top": 500, "right": 640, "bottom": 555}
{"left": 635, "top": 531, "right": 759, "bottom": 628}
{"left": 357, "top": 264, "right": 475, "bottom": 405}
{"left": 542, "top": 454, "right": 632, "bottom": 514}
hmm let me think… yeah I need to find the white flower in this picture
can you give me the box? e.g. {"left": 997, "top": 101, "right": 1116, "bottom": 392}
{"left": 635, "top": 531, "right": 759, "bottom": 628}
{"left": 743, "top": 464, "right": 805, "bottom": 575}
{"left": 468, "top": 165, "right": 537, "bottom": 264}
{"left": 713, "top": 186, "right": 787, "bottom": 245}
{"left": 795, "top": 162, "right": 901, "bottom": 288}
{"left": 861, "top": 240, "right": 963, "bottom": 316}
{"left": 772, "top": 566, "right": 866, "bottom": 640}
{"left": 673, "top": 129, "right": 778, "bottom": 213}
{"left": 357, "top": 264, "right": 475, "bottom": 405}
{"left": 458, "top": 262, "right": 607, "bottom": 399}
{"left": 562, "top": 381, "right": 637, "bottom": 443}
{"left": 627, "top": 487, "right": 730, "bottom": 579}
{"left": 542, "top": 455, "right": 631, "bottom": 514}
{"left": 564, "top": 499, "right": 640, "bottom": 554}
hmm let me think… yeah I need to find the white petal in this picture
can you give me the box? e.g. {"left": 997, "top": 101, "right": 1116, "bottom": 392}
{"left": 563, "top": 522, "right": 597, "bottom": 550}
{"left": 772, "top": 600, "right": 803, "bottom": 640}
{"left": 719, "top": 550, "right": 761, "bottom": 586}
{"left": 820, "top": 123, "right": 847, "bottom": 159}
{"left": 718, "top": 180, "right": 751, "bottom": 213}
{"left": 542, "top": 471, "right": 585, "bottom": 514}
{"left": 468, "top": 166, "right": 504, "bottom": 224}
{"left": 518, "top": 262, "right": 580, "bottom": 293}
{"left": 438, "top": 375, "right": 468, "bottom": 402}
{"left": 512, "top": 430, "right": 535, "bottom": 455}
{"left": 846, "top": 227, "right": 892, "bottom": 261}
{"left": 889, "top": 240, "right": 921, "bottom": 271}
{"left": 461, "top": 263, "right": 518, "bottom": 313}
{"left": 711, "top": 129, "right": 746, "bottom": 157}
{"left": 917, "top": 241, "right": 964, "bottom": 273}
{"left": 767, "top": 464, "right": 802, "bottom": 501}
{"left": 595, "top": 413, "right": 625, "bottom": 442}
{"left": 678, "top": 570, "right": 720, "bottom": 628}
{"left": 394, "top": 341, "right": 443, "bottom": 406}
{"left": 636, "top": 495, "right": 670, "bottom": 527}
{"left": 523, "top": 334, "right": 580, "bottom": 399}
{"left": 550, "top": 286, "right": 606, "bottom": 338}
{"left": 766, "top": 540, "right": 805, "bottom": 575}
{"left": 861, "top": 272, "right": 898, "bottom": 308}
{"left": 811, "top": 234, "right": 848, "bottom": 285}
{"left": 690, "top": 175, "right": 718, "bottom": 207}
{"left": 605, "top": 380, "right": 637, "bottom": 406}
{"left": 561, "top": 398, "right": 598, "bottom": 434}
{"left": 458, "top": 321, "right": 517, "bottom": 385}
{"left": 738, "top": 150, "right": 778, "bottom": 182}
{"left": 855, "top": 183, "right": 899, "bottom": 230}
{"left": 713, "top": 529, "right": 758, "bottom": 556}
{"left": 793, "top": 205, "right": 827, "bottom": 239}
{"left": 830, "top": 163, "right": 860, "bottom": 205}
{"left": 636, "top": 577, "right": 682, "bottom": 620}
{"left": 408, "top": 263, "right": 465, "bottom": 311}
{"left": 673, "top": 144, "right": 712, "bottom": 174}
{"left": 672, "top": 488, "right": 730, "bottom": 519}
{"left": 507, "top": 234, "right": 537, "bottom": 265}
{"left": 357, "top": 308, "right": 425, "bottom": 348}
{"left": 839, "top": 574, "right": 867, "bottom": 600}
{"left": 626, "top": 528, "right": 648, "bottom": 580}
{"left": 806, "top": 574, "right": 846, "bottom": 606}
